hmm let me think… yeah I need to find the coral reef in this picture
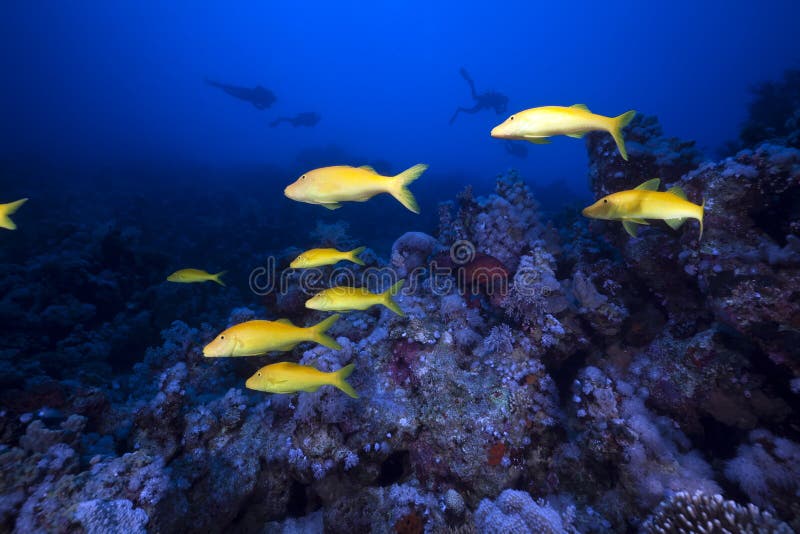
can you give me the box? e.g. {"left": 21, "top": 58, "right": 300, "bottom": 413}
{"left": 2, "top": 109, "right": 800, "bottom": 532}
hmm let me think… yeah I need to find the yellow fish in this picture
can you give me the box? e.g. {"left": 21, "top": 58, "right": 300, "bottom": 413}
{"left": 582, "top": 178, "right": 705, "bottom": 239}
{"left": 246, "top": 362, "right": 358, "bottom": 398}
{"left": 167, "top": 268, "right": 226, "bottom": 286}
{"left": 305, "top": 280, "right": 405, "bottom": 316}
{"left": 0, "top": 198, "right": 28, "bottom": 230}
{"left": 203, "top": 314, "right": 341, "bottom": 357}
{"left": 290, "top": 246, "right": 366, "bottom": 269}
{"left": 284, "top": 164, "right": 428, "bottom": 213}
{"left": 490, "top": 105, "right": 637, "bottom": 161}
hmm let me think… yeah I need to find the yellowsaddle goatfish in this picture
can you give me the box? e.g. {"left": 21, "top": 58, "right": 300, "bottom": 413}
{"left": 491, "top": 104, "right": 636, "bottom": 160}
{"left": 203, "top": 314, "right": 342, "bottom": 357}
{"left": 582, "top": 178, "right": 705, "bottom": 239}
{"left": 284, "top": 164, "right": 427, "bottom": 213}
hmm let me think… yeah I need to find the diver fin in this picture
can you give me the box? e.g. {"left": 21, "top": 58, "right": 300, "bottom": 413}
{"left": 610, "top": 110, "right": 636, "bottom": 161}
{"left": 333, "top": 363, "right": 358, "bottom": 399}
{"left": 275, "top": 318, "right": 294, "bottom": 325}
{"left": 665, "top": 218, "right": 687, "bottom": 230}
{"left": 566, "top": 132, "right": 587, "bottom": 139}
{"left": 358, "top": 165, "right": 376, "bottom": 172}
{"left": 321, "top": 203, "right": 342, "bottom": 210}
{"left": 622, "top": 220, "right": 639, "bottom": 237}
{"left": 635, "top": 178, "right": 661, "bottom": 191}
{"left": 524, "top": 137, "right": 551, "bottom": 144}
{"left": 347, "top": 246, "right": 366, "bottom": 266}
{"left": 390, "top": 164, "right": 427, "bottom": 214}
{"left": 570, "top": 104, "right": 591, "bottom": 112}
{"left": 667, "top": 186, "right": 687, "bottom": 200}
{"left": 381, "top": 280, "right": 406, "bottom": 316}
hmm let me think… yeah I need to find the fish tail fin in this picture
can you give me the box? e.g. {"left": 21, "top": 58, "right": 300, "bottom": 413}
{"left": 333, "top": 363, "right": 358, "bottom": 398}
{"left": 348, "top": 246, "right": 366, "bottom": 266}
{"left": 212, "top": 271, "right": 227, "bottom": 286}
{"left": 699, "top": 198, "right": 705, "bottom": 241}
{"left": 381, "top": 279, "right": 406, "bottom": 316}
{"left": 0, "top": 198, "right": 28, "bottom": 230}
{"left": 390, "top": 164, "right": 427, "bottom": 214}
{"left": 610, "top": 110, "right": 636, "bottom": 161}
{"left": 310, "top": 314, "right": 342, "bottom": 350}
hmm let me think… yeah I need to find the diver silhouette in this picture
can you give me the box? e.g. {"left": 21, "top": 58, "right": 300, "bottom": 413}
{"left": 270, "top": 112, "right": 321, "bottom": 128}
{"left": 449, "top": 68, "right": 509, "bottom": 125}
{"left": 205, "top": 78, "right": 276, "bottom": 109}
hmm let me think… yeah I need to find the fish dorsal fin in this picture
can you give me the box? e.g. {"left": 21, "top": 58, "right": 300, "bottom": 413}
{"left": 358, "top": 165, "right": 376, "bottom": 172}
{"left": 635, "top": 178, "right": 661, "bottom": 191}
{"left": 667, "top": 185, "right": 687, "bottom": 200}
{"left": 570, "top": 104, "right": 591, "bottom": 112}
{"left": 275, "top": 318, "right": 294, "bottom": 325}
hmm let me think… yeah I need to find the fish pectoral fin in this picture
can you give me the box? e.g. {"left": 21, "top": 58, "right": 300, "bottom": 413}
{"left": 570, "top": 104, "right": 591, "bottom": 112}
{"left": 566, "top": 131, "right": 587, "bottom": 139}
{"left": 321, "top": 203, "right": 342, "bottom": 210}
{"left": 634, "top": 178, "right": 661, "bottom": 191}
{"left": 664, "top": 217, "right": 687, "bottom": 230}
{"left": 622, "top": 220, "right": 640, "bottom": 237}
{"left": 358, "top": 165, "right": 376, "bottom": 172}
{"left": 627, "top": 218, "right": 650, "bottom": 225}
{"left": 275, "top": 318, "right": 294, "bottom": 325}
{"left": 666, "top": 185, "right": 688, "bottom": 200}
{"left": 524, "top": 136, "right": 551, "bottom": 144}
{"left": 303, "top": 384, "right": 321, "bottom": 393}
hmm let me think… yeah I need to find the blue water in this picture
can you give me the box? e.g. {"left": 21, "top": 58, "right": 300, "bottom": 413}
{"left": 2, "top": 3, "right": 800, "bottom": 533}
{"left": 2, "top": 2, "right": 798, "bottom": 199}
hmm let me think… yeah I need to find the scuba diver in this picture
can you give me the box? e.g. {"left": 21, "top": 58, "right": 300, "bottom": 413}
{"left": 270, "top": 112, "right": 321, "bottom": 128}
{"left": 205, "top": 78, "right": 276, "bottom": 109}
{"left": 449, "top": 67, "right": 509, "bottom": 125}
{"left": 504, "top": 140, "right": 528, "bottom": 159}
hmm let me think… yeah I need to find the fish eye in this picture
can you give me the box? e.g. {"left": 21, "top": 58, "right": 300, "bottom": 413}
{"left": 220, "top": 335, "right": 225, "bottom": 339}
{"left": 300, "top": 175, "right": 306, "bottom": 180}
{"left": 509, "top": 116, "right": 515, "bottom": 121}
{"left": 257, "top": 372, "right": 262, "bottom": 376}
{"left": 603, "top": 199, "right": 608, "bottom": 204}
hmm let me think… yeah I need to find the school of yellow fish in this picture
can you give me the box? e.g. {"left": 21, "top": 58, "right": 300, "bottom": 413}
{"left": 5, "top": 102, "right": 706, "bottom": 399}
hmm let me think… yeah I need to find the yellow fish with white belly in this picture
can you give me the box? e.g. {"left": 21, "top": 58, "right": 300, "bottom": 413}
{"left": 203, "top": 314, "right": 342, "bottom": 357}
{"left": 305, "top": 280, "right": 405, "bottom": 316}
{"left": 490, "top": 104, "right": 636, "bottom": 161}
{"left": 581, "top": 178, "right": 705, "bottom": 239}
{"left": 167, "top": 268, "right": 226, "bottom": 286}
{"left": 245, "top": 362, "right": 358, "bottom": 398}
{"left": 284, "top": 164, "right": 428, "bottom": 213}
{"left": 290, "top": 246, "right": 366, "bottom": 269}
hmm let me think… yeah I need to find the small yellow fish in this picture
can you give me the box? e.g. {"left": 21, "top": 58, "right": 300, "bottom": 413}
{"left": 290, "top": 246, "right": 366, "bottom": 269}
{"left": 0, "top": 198, "right": 28, "bottom": 230}
{"left": 284, "top": 164, "right": 428, "bottom": 213}
{"left": 490, "top": 105, "right": 636, "bottom": 161}
{"left": 203, "top": 314, "right": 341, "bottom": 357}
{"left": 582, "top": 178, "right": 705, "bottom": 239}
{"left": 246, "top": 362, "right": 358, "bottom": 398}
{"left": 305, "top": 280, "right": 405, "bottom": 316}
{"left": 167, "top": 268, "right": 226, "bottom": 286}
